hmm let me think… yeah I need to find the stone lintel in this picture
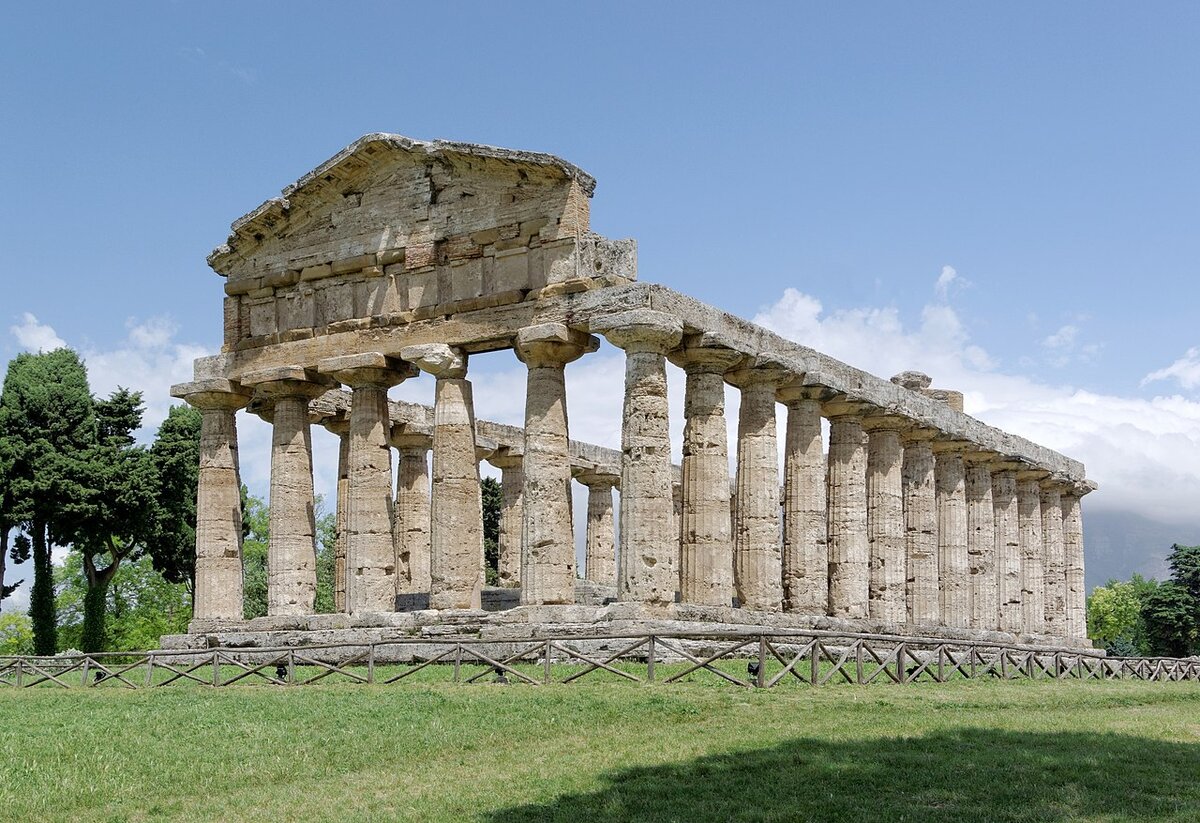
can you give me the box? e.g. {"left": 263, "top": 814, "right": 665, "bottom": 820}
{"left": 592, "top": 309, "right": 683, "bottom": 352}
{"left": 514, "top": 322, "right": 598, "bottom": 366}
{"left": 317, "top": 352, "right": 417, "bottom": 388}
{"left": 170, "top": 379, "right": 252, "bottom": 411}
{"left": 399, "top": 343, "right": 467, "bottom": 379}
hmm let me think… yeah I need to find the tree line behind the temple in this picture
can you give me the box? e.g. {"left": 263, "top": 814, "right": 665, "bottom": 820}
{"left": 1087, "top": 543, "right": 1200, "bottom": 657}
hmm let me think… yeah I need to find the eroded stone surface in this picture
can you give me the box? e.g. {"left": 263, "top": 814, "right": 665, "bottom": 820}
{"left": 826, "top": 400, "right": 869, "bottom": 619}
{"left": 904, "top": 429, "right": 939, "bottom": 625}
{"left": 864, "top": 416, "right": 906, "bottom": 624}
{"left": 779, "top": 389, "right": 829, "bottom": 615}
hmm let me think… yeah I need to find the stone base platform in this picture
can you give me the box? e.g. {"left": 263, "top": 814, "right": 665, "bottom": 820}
{"left": 161, "top": 593, "right": 1095, "bottom": 664}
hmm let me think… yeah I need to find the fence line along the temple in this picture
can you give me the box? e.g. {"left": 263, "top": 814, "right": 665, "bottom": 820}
{"left": 1, "top": 629, "right": 1198, "bottom": 691}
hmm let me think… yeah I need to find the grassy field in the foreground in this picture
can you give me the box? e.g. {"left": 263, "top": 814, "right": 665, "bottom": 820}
{"left": 1, "top": 677, "right": 1198, "bottom": 823}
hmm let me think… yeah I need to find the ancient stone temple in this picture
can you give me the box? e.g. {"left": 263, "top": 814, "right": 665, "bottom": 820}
{"left": 169, "top": 134, "right": 1095, "bottom": 650}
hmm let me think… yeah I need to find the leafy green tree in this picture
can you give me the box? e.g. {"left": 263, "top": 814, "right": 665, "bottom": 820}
{"left": 0, "top": 389, "right": 16, "bottom": 603}
{"left": 1166, "top": 544, "right": 1200, "bottom": 606}
{"left": 58, "top": 388, "right": 163, "bottom": 652}
{"left": 482, "top": 476, "right": 501, "bottom": 586}
{"left": 148, "top": 404, "right": 202, "bottom": 590}
{"left": 0, "top": 612, "right": 33, "bottom": 655}
{"left": 1087, "top": 579, "right": 1145, "bottom": 649}
{"left": 0, "top": 349, "right": 96, "bottom": 654}
{"left": 55, "top": 553, "right": 190, "bottom": 652}
{"left": 1140, "top": 582, "right": 1197, "bottom": 657}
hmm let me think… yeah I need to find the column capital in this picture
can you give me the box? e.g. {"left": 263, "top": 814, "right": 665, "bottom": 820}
{"left": 861, "top": 413, "right": 911, "bottom": 433}
{"left": 726, "top": 358, "right": 793, "bottom": 389}
{"left": 514, "top": 323, "right": 598, "bottom": 367}
{"left": 241, "top": 366, "right": 337, "bottom": 401}
{"left": 777, "top": 383, "right": 835, "bottom": 404}
{"left": 931, "top": 438, "right": 973, "bottom": 455}
{"left": 171, "top": 378, "right": 252, "bottom": 412}
{"left": 575, "top": 467, "right": 620, "bottom": 488}
{"left": 322, "top": 415, "right": 351, "bottom": 437}
{"left": 388, "top": 426, "right": 432, "bottom": 452}
{"left": 318, "top": 352, "right": 417, "bottom": 388}
{"left": 902, "top": 426, "right": 940, "bottom": 444}
{"left": 822, "top": 394, "right": 872, "bottom": 419}
{"left": 399, "top": 343, "right": 467, "bottom": 379}
{"left": 1016, "top": 467, "right": 1050, "bottom": 484}
{"left": 666, "top": 334, "right": 745, "bottom": 373}
{"left": 486, "top": 450, "right": 524, "bottom": 471}
{"left": 592, "top": 309, "right": 683, "bottom": 353}
{"left": 963, "top": 449, "right": 999, "bottom": 466}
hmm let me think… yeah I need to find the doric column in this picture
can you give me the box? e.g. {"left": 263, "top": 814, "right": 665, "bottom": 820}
{"left": 594, "top": 310, "right": 683, "bottom": 606}
{"left": 727, "top": 357, "right": 791, "bottom": 612}
{"left": 171, "top": 379, "right": 251, "bottom": 621}
{"left": 964, "top": 451, "right": 998, "bottom": 630}
{"left": 391, "top": 431, "right": 432, "bottom": 596}
{"left": 514, "top": 323, "right": 598, "bottom": 605}
{"left": 323, "top": 417, "right": 351, "bottom": 614}
{"left": 992, "top": 464, "right": 1023, "bottom": 634}
{"left": 934, "top": 441, "right": 970, "bottom": 628}
{"left": 825, "top": 397, "right": 870, "bottom": 619}
{"left": 400, "top": 344, "right": 483, "bottom": 610}
{"left": 862, "top": 414, "right": 907, "bottom": 624}
{"left": 903, "top": 427, "right": 939, "bottom": 625}
{"left": 319, "top": 354, "right": 415, "bottom": 614}
{"left": 778, "top": 386, "right": 829, "bottom": 614}
{"left": 486, "top": 450, "right": 524, "bottom": 588}
{"left": 577, "top": 469, "right": 619, "bottom": 586}
{"left": 1041, "top": 478, "right": 1067, "bottom": 636}
{"left": 1017, "top": 469, "right": 1048, "bottom": 635}
{"left": 1062, "top": 482, "right": 1093, "bottom": 639}
{"left": 243, "top": 367, "right": 335, "bottom": 617}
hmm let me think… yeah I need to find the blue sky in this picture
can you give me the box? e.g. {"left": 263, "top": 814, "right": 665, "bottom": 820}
{"left": 2, "top": 3, "right": 1199, "bottom": 607}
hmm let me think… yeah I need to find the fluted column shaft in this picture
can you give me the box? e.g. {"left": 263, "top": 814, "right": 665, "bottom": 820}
{"left": 179, "top": 385, "right": 250, "bottom": 621}
{"left": 904, "top": 430, "right": 938, "bottom": 625}
{"left": 394, "top": 440, "right": 431, "bottom": 595}
{"left": 864, "top": 418, "right": 906, "bottom": 624}
{"left": 332, "top": 426, "right": 350, "bottom": 613}
{"left": 675, "top": 348, "right": 740, "bottom": 606}
{"left": 580, "top": 474, "right": 618, "bottom": 586}
{"left": 596, "top": 311, "right": 683, "bottom": 606}
{"left": 1017, "top": 473, "right": 1046, "bottom": 634}
{"left": 515, "top": 324, "right": 596, "bottom": 605}
{"left": 267, "top": 393, "right": 321, "bottom": 616}
{"left": 993, "top": 468, "right": 1022, "bottom": 633}
{"left": 780, "top": 390, "right": 828, "bottom": 614}
{"left": 401, "top": 344, "right": 483, "bottom": 610}
{"left": 487, "top": 454, "right": 524, "bottom": 588}
{"left": 826, "top": 401, "right": 869, "bottom": 619}
{"left": 1041, "top": 482, "right": 1067, "bottom": 635}
{"left": 729, "top": 362, "right": 789, "bottom": 612}
{"left": 1063, "top": 491, "right": 1087, "bottom": 639}
{"left": 964, "top": 453, "right": 998, "bottom": 630}
{"left": 935, "top": 444, "right": 969, "bottom": 628}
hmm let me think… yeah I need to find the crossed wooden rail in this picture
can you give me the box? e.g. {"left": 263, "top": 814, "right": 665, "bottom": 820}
{"left": 1, "top": 629, "right": 1197, "bottom": 690}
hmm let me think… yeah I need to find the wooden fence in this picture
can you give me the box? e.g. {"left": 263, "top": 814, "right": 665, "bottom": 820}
{"left": 1, "top": 629, "right": 1197, "bottom": 690}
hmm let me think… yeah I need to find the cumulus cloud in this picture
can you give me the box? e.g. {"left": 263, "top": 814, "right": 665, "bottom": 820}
{"left": 754, "top": 277, "right": 1200, "bottom": 528}
{"left": 1143, "top": 346, "right": 1200, "bottom": 391}
{"left": 9, "top": 312, "right": 66, "bottom": 352}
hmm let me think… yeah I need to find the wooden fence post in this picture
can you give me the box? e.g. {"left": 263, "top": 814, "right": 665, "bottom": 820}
{"left": 646, "top": 636, "right": 656, "bottom": 683}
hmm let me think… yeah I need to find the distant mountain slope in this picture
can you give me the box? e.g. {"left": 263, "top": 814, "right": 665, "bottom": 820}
{"left": 1084, "top": 508, "right": 1200, "bottom": 592}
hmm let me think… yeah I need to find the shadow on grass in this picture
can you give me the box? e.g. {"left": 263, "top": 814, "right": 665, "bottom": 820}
{"left": 484, "top": 729, "right": 1200, "bottom": 822}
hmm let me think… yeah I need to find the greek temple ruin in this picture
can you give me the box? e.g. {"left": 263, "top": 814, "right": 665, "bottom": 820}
{"left": 168, "top": 134, "right": 1096, "bottom": 650}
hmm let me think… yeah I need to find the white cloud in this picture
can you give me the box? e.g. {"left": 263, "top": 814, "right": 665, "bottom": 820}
{"left": 1143, "top": 346, "right": 1200, "bottom": 391}
{"left": 1042, "top": 324, "right": 1078, "bottom": 350}
{"left": 10, "top": 312, "right": 66, "bottom": 352}
{"left": 934, "top": 265, "right": 958, "bottom": 301}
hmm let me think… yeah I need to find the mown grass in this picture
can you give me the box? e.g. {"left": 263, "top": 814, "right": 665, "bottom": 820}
{"left": 1, "top": 670, "right": 1197, "bottom": 822}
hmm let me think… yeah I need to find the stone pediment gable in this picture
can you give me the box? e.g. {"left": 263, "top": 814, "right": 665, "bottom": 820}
{"left": 209, "top": 133, "right": 597, "bottom": 283}
{"left": 212, "top": 134, "right": 636, "bottom": 353}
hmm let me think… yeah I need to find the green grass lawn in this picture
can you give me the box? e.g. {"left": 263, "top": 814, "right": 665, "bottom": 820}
{"left": 1, "top": 673, "right": 1198, "bottom": 822}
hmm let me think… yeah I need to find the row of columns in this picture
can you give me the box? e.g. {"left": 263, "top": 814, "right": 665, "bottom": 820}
{"left": 180, "top": 313, "right": 1090, "bottom": 640}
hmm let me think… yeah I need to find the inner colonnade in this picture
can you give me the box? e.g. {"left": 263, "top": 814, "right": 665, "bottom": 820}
{"left": 173, "top": 133, "right": 1093, "bottom": 646}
